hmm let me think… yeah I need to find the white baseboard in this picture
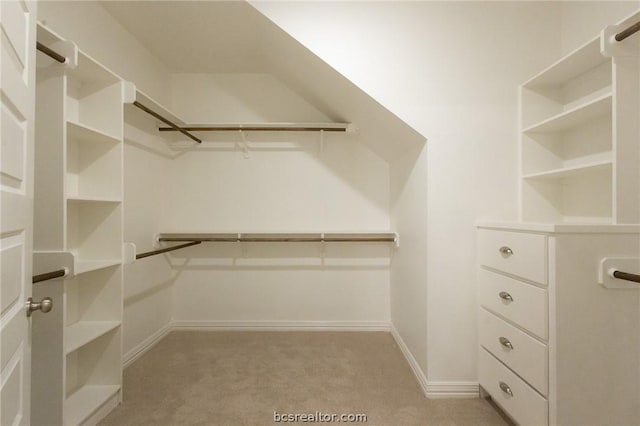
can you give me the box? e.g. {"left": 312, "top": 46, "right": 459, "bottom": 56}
{"left": 425, "top": 381, "right": 479, "bottom": 398}
{"left": 390, "top": 325, "right": 479, "bottom": 399}
{"left": 390, "top": 325, "right": 429, "bottom": 397}
{"left": 171, "top": 320, "right": 391, "bottom": 332}
{"left": 122, "top": 323, "right": 172, "bottom": 369}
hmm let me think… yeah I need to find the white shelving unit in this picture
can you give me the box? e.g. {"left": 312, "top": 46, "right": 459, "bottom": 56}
{"left": 519, "top": 30, "right": 639, "bottom": 224}
{"left": 32, "top": 23, "right": 124, "bottom": 426}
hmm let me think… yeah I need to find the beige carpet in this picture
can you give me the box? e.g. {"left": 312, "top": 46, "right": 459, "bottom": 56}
{"left": 100, "top": 331, "right": 509, "bottom": 426}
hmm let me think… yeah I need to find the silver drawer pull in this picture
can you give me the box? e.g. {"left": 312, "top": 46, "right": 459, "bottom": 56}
{"left": 498, "top": 291, "right": 513, "bottom": 302}
{"left": 499, "top": 246, "right": 514, "bottom": 256}
{"left": 499, "top": 381, "right": 514, "bottom": 397}
{"left": 499, "top": 336, "right": 514, "bottom": 350}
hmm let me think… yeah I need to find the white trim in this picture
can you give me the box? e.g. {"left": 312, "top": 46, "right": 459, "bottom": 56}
{"left": 171, "top": 320, "right": 391, "bottom": 332}
{"left": 122, "top": 323, "right": 172, "bottom": 369}
{"left": 390, "top": 325, "right": 429, "bottom": 397}
{"left": 390, "top": 325, "right": 479, "bottom": 399}
{"left": 424, "top": 381, "right": 479, "bottom": 399}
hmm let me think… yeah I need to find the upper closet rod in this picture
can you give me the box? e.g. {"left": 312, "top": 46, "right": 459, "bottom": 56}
{"left": 615, "top": 20, "right": 640, "bottom": 41}
{"left": 36, "top": 41, "right": 66, "bottom": 63}
{"left": 136, "top": 241, "right": 201, "bottom": 260}
{"left": 132, "top": 101, "right": 202, "bottom": 143}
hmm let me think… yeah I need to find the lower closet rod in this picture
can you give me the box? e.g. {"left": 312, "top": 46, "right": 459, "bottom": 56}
{"left": 33, "top": 269, "right": 67, "bottom": 284}
{"left": 136, "top": 241, "right": 201, "bottom": 260}
{"left": 612, "top": 270, "right": 640, "bottom": 284}
{"left": 158, "top": 236, "right": 397, "bottom": 243}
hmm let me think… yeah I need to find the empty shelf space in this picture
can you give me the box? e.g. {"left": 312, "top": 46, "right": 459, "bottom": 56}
{"left": 65, "top": 321, "right": 120, "bottom": 354}
{"left": 523, "top": 37, "right": 607, "bottom": 89}
{"left": 522, "top": 160, "right": 612, "bottom": 181}
{"left": 523, "top": 93, "right": 612, "bottom": 133}
{"left": 64, "top": 385, "right": 120, "bottom": 426}
{"left": 67, "top": 120, "right": 121, "bottom": 146}
{"left": 74, "top": 259, "right": 121, "bottom": 275}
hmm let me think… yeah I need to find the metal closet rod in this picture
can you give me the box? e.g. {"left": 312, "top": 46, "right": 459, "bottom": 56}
{"left": 612, "top": 270, "right": 640, "bottom": 284}
{"left": 158, "top": 236, "right": 397, "bottom": 243}
{"left": 158, "top": 126, "right": 347, "bottom": 132}
{"left": 132, "top": 101, "right": 202, "bottom": 144}
{"left": 615, "top": 20, "right": 640, "bottom": 41}
{"left": 36, "top": 42, "right": 66, "bottom": 63}
{"left": 136, "top": 241, "right": 201, "bottom": 260}
{"left": 32, "top": 269, "right": 66, "bottom": 284}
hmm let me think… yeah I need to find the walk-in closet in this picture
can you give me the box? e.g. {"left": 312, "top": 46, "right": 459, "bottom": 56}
{"left": 1, "top": 1, "right": 640, "bottom": 425}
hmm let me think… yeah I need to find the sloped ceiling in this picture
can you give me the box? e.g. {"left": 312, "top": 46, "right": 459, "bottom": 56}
{"left": 101, "top": 1, "right": 425, "bottom": 162}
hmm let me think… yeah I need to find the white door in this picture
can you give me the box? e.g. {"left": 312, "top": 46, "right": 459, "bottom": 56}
{"left": 1, "top": 1, "right": 37, "bottom": 425}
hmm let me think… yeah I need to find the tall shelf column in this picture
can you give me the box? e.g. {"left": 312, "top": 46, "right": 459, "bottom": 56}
{"left": 32, "top": 24, "right": 124, "bottom": 426}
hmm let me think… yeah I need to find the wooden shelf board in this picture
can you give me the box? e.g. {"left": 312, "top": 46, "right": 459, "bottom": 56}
{"left": 64, "top": 385, "right": 120, "bottom": 426}
{"left": 67, "top": 120, "right": 121, "bottom": 145}
{"left": 522, "top": 93, "right": 611, "bottom": 134}
{"left": 67, "top": 195, "right": 122, "bottom": 203}
{"left": 522, "top": 160, "right": 612, "bottom": 181}
{"left": 65, "top": 321, "right": 120, "bottom": 354}
{"left": 74, "top": 259, "right": 121, "bottom": 275}
{"left": 522, "top": 37, "right": 607, "bottom": 89}
{"left": 128, "top": 88, "right": 186, "bottom": 126}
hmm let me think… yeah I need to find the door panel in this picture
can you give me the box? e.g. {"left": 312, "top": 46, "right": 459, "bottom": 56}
{"left": 1, "top": 1, "right": 36, "bottom": 425}
{"left": 1, "top": 243, "right": 23, "bottom": 315}
{"left": 1, "top": 105, "right": 27, "bottom": 185}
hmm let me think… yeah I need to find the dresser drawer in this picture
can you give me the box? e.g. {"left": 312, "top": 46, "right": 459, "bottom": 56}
{"left": 479, "top": 308, "right": 547, "bottom": 395}
{"left": 479, "top": 348, "right": 548, "bottom": 426}
{"left": 478, "top": 229, "right": 546, "bottom": 284}
{"left": 478, "top": 268, "right": 547, "bottom": 339}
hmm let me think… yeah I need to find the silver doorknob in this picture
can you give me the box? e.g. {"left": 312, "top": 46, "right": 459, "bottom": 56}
{"left": 26, "top": 297, "right": 53, "bottom": 317}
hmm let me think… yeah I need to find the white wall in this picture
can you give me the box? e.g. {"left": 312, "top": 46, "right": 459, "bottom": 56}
{"left": 38, "top": 1, "right": 172, "bottom": 105}
{"left": 560, "top": 1, "right": 640, "bottom": 55}
{"left": 252, "top": 0, "right": 563, "bottom": 384}
{"left": 166, "top": 73, "right": 392, "bottom": 326}
{"left": 38, "top": 1, "right": 176, "bottom": 357}
{"left": 390, "top": 144, "right": 428, "bottom": 375}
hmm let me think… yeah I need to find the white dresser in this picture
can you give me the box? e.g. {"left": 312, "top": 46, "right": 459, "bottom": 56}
{"left": 477, "top": 223, "right": 640, "bottom": 426}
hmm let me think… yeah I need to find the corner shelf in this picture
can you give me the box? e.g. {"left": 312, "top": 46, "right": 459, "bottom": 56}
{"left": 522, "top": 160, "right": 612, "bottom": 181}
{"left": 522, "top": 93, "right": 611, "bottom": 134}
{"left": 522, "top": 37, "right": 607, "bottom": 90}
